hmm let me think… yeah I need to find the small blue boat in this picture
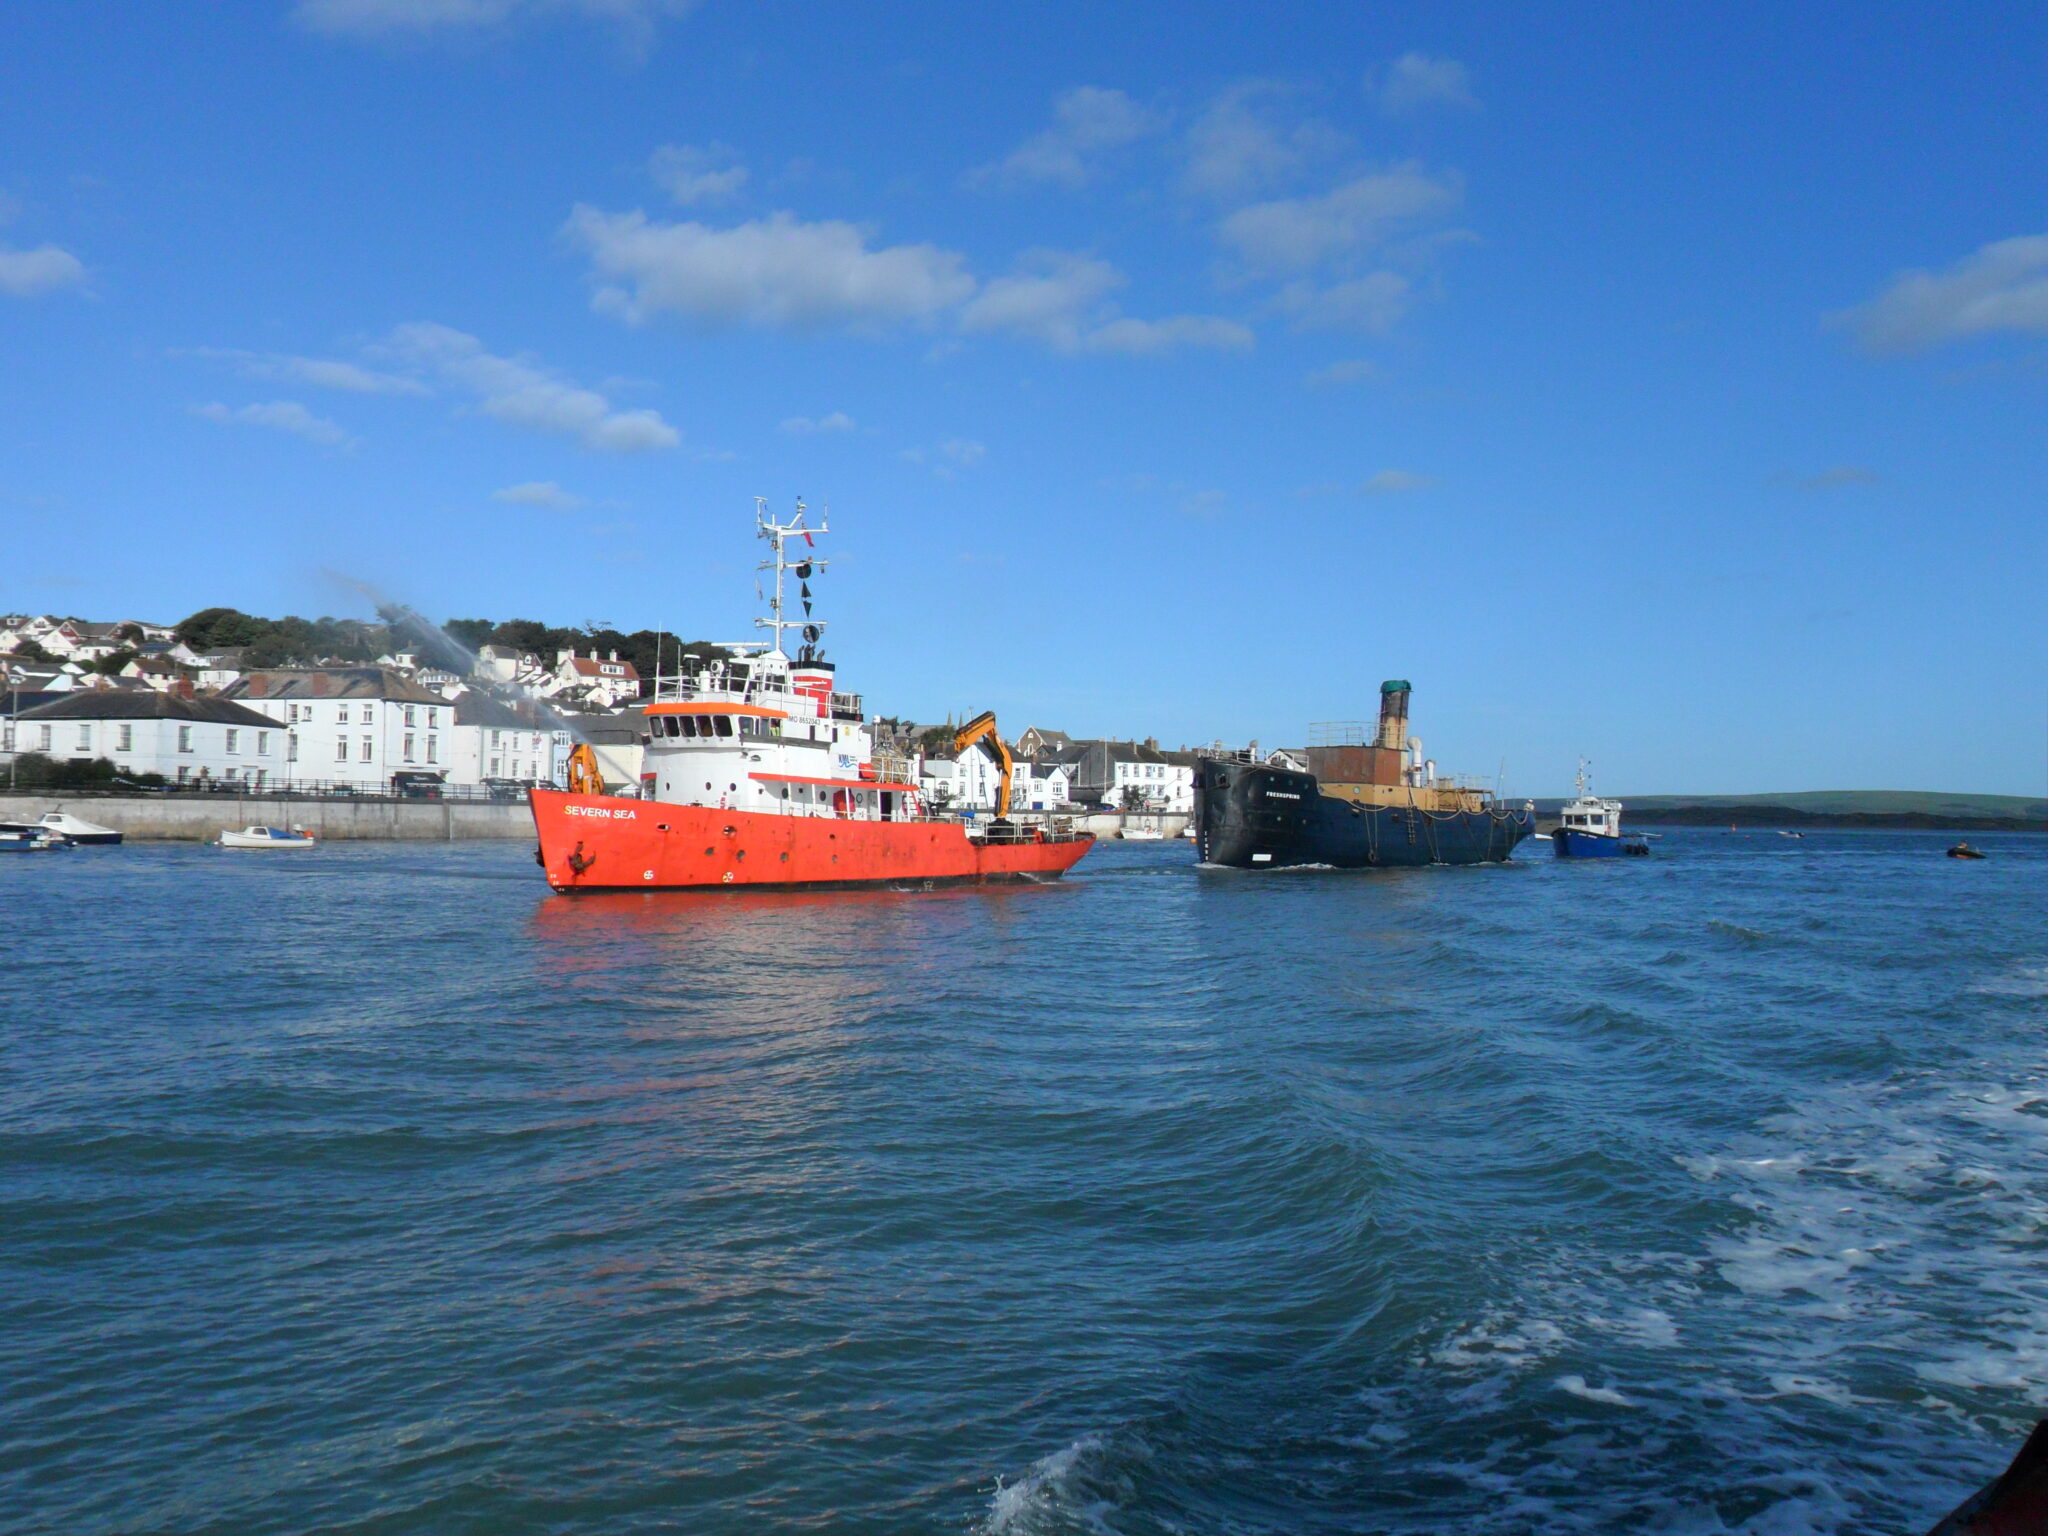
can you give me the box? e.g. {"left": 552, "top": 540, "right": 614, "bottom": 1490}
{"left": 1553, "top": 762, "right": 1648, "bottom": 858}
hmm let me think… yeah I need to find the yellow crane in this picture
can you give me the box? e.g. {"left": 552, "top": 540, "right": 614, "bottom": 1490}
{"left": 952, "top": 710, "right": 1015, "bottom": 819}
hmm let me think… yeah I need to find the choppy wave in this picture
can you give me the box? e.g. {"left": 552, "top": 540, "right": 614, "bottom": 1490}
{"left": 4, "top": 833, "right": 2043, "bottom": 1533}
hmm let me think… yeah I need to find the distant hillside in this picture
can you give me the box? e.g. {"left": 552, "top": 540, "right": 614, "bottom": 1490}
{"left": 1544, "top": 789, "right": 2048, "bottom": 832}
{"left": 1626, "top": 790, "right": 2048, "bottom": 820}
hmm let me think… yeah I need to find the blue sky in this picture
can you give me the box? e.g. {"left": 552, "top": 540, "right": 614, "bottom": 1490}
{"left": 4, "top": 2, "right": 2046, "bottom": 795}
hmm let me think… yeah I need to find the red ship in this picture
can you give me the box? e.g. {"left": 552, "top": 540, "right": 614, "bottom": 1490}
{"left": 532, "top": 499, "right": 1094, "bottom": 894}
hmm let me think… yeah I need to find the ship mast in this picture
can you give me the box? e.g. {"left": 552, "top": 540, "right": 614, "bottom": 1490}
{"left": 753, "top": 496, "right": 829, "bottom": 661}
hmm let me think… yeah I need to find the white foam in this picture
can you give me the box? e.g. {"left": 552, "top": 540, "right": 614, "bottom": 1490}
{"left": 1556, "top": 1373, "right": 1636, "bottom": 1406}
{"left": 1430, "top": 1315, "right": 1568, "bottom": 1370}
{"left": 984, "top": 1436, "right": 1116, "bottom": 1536}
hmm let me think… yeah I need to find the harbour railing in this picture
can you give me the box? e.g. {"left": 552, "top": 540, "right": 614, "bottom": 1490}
{"left": 11, "top": 778, "right": 548, "bottom": 804}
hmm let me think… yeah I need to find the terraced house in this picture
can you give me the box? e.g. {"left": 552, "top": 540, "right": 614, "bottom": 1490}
{"left": 225, "top": 668, "right": 456, "bottom": 790}
{"left": 3, "top": 691, "right": 283, "bottom": 785}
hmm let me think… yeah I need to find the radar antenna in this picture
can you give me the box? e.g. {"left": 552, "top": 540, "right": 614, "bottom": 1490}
{"left": 753, "top": 497, "right": 829, "bottom": 661}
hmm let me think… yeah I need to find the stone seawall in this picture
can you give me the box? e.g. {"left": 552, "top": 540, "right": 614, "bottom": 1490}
{"left": 0, "top": 793, "right": 534, "bottom": 841}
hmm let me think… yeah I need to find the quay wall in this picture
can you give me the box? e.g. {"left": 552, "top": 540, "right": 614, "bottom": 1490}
{"left": 0, "top": 792, "right": 533, "bottom": 841}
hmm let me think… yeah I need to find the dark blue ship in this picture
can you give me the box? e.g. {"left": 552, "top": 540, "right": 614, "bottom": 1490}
{"left": 1193, "top": 681, "right": 1535, "bottom": 870}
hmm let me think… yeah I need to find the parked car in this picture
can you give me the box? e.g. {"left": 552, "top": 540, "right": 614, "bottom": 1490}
{"left": 390, "top": 771, "right": 446, "bottom": 800}
{"left": 480, "top": 777, "right": 527, "bottom": 802}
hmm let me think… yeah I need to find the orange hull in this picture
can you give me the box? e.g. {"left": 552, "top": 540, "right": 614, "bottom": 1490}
{"left": 531, "top": 788, "right": 1094, "bottom": 893}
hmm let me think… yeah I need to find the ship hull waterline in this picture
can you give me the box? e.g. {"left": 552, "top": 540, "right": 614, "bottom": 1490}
{"left": 532, "top": 789, "right": 1094, "bottom": 894}
{"left": 1193, "top": 760, "right": 1534, "bottom": 870}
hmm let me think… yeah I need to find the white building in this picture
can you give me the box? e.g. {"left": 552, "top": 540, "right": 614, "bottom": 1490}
{"left": 1013, "top": 761, "right": 1074, "bottom": 811}
{"left": 448, "top": 693, "right": 573, "bottom": 787}
{"left": 917, "top": 753, "right": 1072, "bottom": 813}
{"left": 225, "top": 668, "right": 463, "bottom": 790}
{"left": 5, "top": 690, "right": 287, "bottom": 786}
{"left": 1052, "top": 740, "right": 1196, "bottom": 812}
{"left": 541, "top": 648, "right": 641, "bottom": 709}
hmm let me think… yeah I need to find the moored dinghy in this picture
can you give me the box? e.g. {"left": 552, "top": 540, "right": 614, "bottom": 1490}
{"left": 220, "top": 825, "right": 316, "bottom": 849}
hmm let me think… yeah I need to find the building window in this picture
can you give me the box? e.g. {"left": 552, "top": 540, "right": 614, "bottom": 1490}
{"left": 257, "top": 731, "right": 269, "bottom": 756}
{"left": 177, "top": 725, "right": 192, "bottom": 753}
{"left": 403, "top": 706, "right": 416, "bottom": 728}
{"left": 335, "top": 738, "right": 349, "bottom": 762}
{"left": 427, "top": 708, "right": 437, "bottom": 728}
{"left": 403, "top": 733, "right": 415, "bottom": 761}
{"left": 77, "top": 724, "right": 92, "bottom": 751}
{"left": 118, "top": 723, "right": 133, "bottom": 751}
{"left": 225, "top": 729, "right": 239, "bottom": 754}
{"left": 490, "top": 729, "right": 501, "bottom": 749}
{"left": 426, "top": 735, "right": 438, "bottom": 763}
{"left": 38, "top": 724, "right": 54, "bottom": 751}
{"left": 489, "top": 757, "right": 500, "bottom": 776}
{"left": 360, "top": 736, "right": 373, "bottom": 763}
{"left": 338, "top": 705, "right": 349, "bottom": 723}
{"left": 288, "top": 734, "right": 298, "bottom": 763}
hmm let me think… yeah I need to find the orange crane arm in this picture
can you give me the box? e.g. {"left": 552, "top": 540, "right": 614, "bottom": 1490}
{"left": 952, "top": 710, "right": 1015, "bottom": 818}
{"left": 565, "top": 742, "right": 606, "bottom": 797}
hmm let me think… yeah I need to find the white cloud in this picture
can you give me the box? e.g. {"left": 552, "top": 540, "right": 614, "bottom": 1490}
{"left": 1837, "top": 235, "right": 2048, "bottom": 352}
{"left": 1219, "top": 168, "right": 1460, "bottom": 274}
{"left": 0, "top": 244, "right": 86, "bottom": 298}
{"left": 1362, "top": 469, "right": 1432, "bottom": 495}
{"left": 493, "top": 480, "right": 587, "bottom": 508}
{"left": 1376, "top": 53, "right": 1479, "bottom": 115}
{"left": 1180, "top": 489, "right": 1229, "bottom": 519}
{"left": 380, "top": 321, "right": 680, "bottom": 451}
{"left": 959, "top": 249, "right": 1252, "bottom": 355}
{"left": 568, "top": 204, "right": 975, "bottom": 330}
{"left": 958, "top": 250, "right": 1124, "bottom": 348}
{"left": 1082, "top": 314, "right": 1254, "bottom": 354}
{"left": 295, "top": 0, "right": 690, "bottom": 37}
{"left": 1182, "top": 85, "right": 1307, "bottom": 200}
{"left": 193, "top": 400, "right": 350, "bottom": 447}
{"left": 649, "top": 142, "right": 747, "bottom": 206}
{"left": 190, "top": 346, "right": 429, "bottom": 394}
{"left": 779, "top": 411, "right": 856, "bottom": 434}
{"left": 1276, "top": 273, "right": 1413, "bottom": 334}
{"left": 972, "top": 86, "right": 1165, "bottom": 188}
{"left": 1306, "top": 358, "right": 1377, "bottom": 387}
{"left": 899, "top": 438, "right": 986, "bottom": 478}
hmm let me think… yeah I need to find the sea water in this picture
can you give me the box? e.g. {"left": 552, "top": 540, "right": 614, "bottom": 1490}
{"left": 3, "top": 830, "right": 2043, "bottom": 1533}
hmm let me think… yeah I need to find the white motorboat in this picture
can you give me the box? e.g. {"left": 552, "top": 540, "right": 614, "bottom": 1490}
{"left": 220, "top": 825, "right": 316, "bottom": 849}
{"left": 38, "top": 809, "right": 123, "bottom": 845}
{"left": 0, "top": 826, "right": 66, "bottom": 853}
{"left": 1119, "top": 825, "right": 1166, "bottom": 842}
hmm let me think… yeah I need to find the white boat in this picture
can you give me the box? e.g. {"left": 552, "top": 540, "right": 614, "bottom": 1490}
{"left": 220, "top": 825, "right": 316, "bottom": 849}
{"left": 0, "top": 826, "right": 65, "bottom": 853}
{"left": 1120, "top": 825, "right": 1166, "bottom": 842}
{"left": 39, "top": 809, "right": 123, "bottom": 845}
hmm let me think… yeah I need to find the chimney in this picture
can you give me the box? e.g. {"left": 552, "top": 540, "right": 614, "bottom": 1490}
{"left": 175, "top": 674, "right": 195, "bottom": 700}
{"left": 609, "top": 649, "right": 619, "bottom": 663}
{"left": 1376, "top": 679, "right": 1412, "bottom": 751}
{"left": 557, "top": 648, "right": 573, "bottom": 668}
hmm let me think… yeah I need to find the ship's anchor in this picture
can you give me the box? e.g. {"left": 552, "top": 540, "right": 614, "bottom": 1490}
{"left": 567, "top": 841, "right": 594, "bottom": 875}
